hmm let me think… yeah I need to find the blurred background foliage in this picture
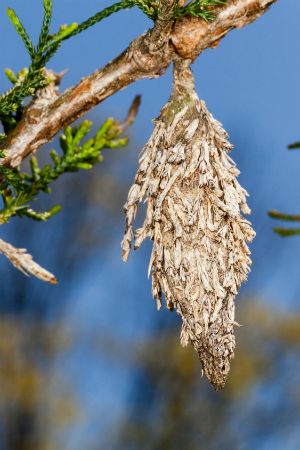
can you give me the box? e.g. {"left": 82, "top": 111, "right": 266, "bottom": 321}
{"left": 1, "top": 148, "right": 300, "bottom": 450}
{"left": 111, "top": 302, "right": 300, "bottom": 450}
{"left": 0, "top": 1, "right": 300, "bottom": 450}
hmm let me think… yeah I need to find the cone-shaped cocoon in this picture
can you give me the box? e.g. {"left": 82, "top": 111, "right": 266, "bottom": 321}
{"left": 122, "top": 60, "right": 255, "bottom": 389}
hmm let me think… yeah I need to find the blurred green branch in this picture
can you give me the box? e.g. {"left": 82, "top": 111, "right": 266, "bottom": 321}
{"left": 269, "top": 210, "right": 300, "bottom": 222}
{"left": 0, "top": 0, "right": 275, "bottom": 281}
{"left": 269, "top": 139, "right": 300, "bottom": 237}
{"left": 272, "top": 227, "right": 300, "bottom": 237}
{"left": 288, "top": 141, "right": 300, "bottom": 150}
{"left": 0, "top": 96, "right": 140, "bottom": 225}
{"left": 0, "top": 0, "right": 142, "bottom": 229}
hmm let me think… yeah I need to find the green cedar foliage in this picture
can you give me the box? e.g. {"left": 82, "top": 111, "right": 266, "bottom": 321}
{"left": 0, "top": 0, "right": 224, "bottom": 228}
{"left": 0, "top": 117, "right": 129, "bottom": 224}
{"left": 0, "top": 0, "right": 225, "bottom": 129}
{"left": 174, "top": 0, "right": 224, "bottom": 20}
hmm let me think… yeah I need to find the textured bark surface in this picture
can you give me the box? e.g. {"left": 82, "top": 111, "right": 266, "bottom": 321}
{"left": 0, "top": 238, "right": 57, "bottom": 284}
{"left": 0, "top": 0, "right": 278, "bottom": 377}
{"left": 1, "top": 0, "right": 278, "bottom": 168}
{"left": 122, "top": 60, "right": 255, "bottom": 389}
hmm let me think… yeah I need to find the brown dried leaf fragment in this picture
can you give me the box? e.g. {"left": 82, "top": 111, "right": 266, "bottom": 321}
{"left": 122, "top": 59, "right": 255, "bottom": 390}
{"left": 0, "top": 238, "right": 58, "bottom": 284}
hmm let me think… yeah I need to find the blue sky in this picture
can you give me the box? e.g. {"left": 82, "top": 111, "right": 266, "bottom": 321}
{"left": 1, "top": 1, "right": 300, "bottom": 448}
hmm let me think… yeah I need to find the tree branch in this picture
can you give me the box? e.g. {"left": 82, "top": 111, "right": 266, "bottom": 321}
{"left": 147, "top": 0, "right": 177, "bottom": 50}
{"left": 1, "top": 0, "right": 278, "bottom": 168}
{"left": 0, "top": 238, "right": 58, "bottom": 284}
{"left": 172, "top": 0, "right": 278, "bottom": 58}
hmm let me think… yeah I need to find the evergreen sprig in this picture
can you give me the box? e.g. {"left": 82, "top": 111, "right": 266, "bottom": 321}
{"left": 0, "top": 117, "right": 129, "bottom": 224}
{"left": 0, "top": 0, "right": 224, "bottom": 132}
{"left": 0, "top": 0, "right": 133, "bottom": 127}
{"left": 6, "top": 8, "right": 35, "bottom": 58}
{"left": 0, "top": 1, "right": 76, "bottom": 124}
{"left": 0, "top": 0, "right": 222, "bottom": 219}
{"left": 174, "top": 0, "right": 225, "bottom": 20}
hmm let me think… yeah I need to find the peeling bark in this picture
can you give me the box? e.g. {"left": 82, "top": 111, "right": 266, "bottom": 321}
{"left": 1, "top": 0, "right": 278, "bottom": 168}
{"left": 0, "top": 238, "right": 58, "bottom": 284}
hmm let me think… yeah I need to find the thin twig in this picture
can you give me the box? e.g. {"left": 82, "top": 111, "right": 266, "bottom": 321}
{"left": 1, "top": 0, "right": 278, "bottom": 168}
{"left": 118, "top": 95, "right": 142, "bottom": 134}
{"left": 269, "top": 210, "right": 300, "bottom": 222}
{"left": 0, "top": 238, "right": 58, "bottom": 284}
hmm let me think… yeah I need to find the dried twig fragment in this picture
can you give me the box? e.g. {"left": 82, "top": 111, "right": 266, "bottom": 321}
{"left": 122, "top": 59, "right": 255, "bottom": 389}
{"left": 0, "top": 238, "right": 58, "bottom": 284}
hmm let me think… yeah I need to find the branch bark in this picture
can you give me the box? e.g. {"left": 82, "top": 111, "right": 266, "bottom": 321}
{"left": 1, "top": 0, "right": 278, "bottom": 168}
{"left": 0, "top": 238, "right": 58, "bottom": 284}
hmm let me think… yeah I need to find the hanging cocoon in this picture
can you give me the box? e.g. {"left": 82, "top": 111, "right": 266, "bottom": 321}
{"left": 122, "top": 59, "right": 255, "bottom": 390}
